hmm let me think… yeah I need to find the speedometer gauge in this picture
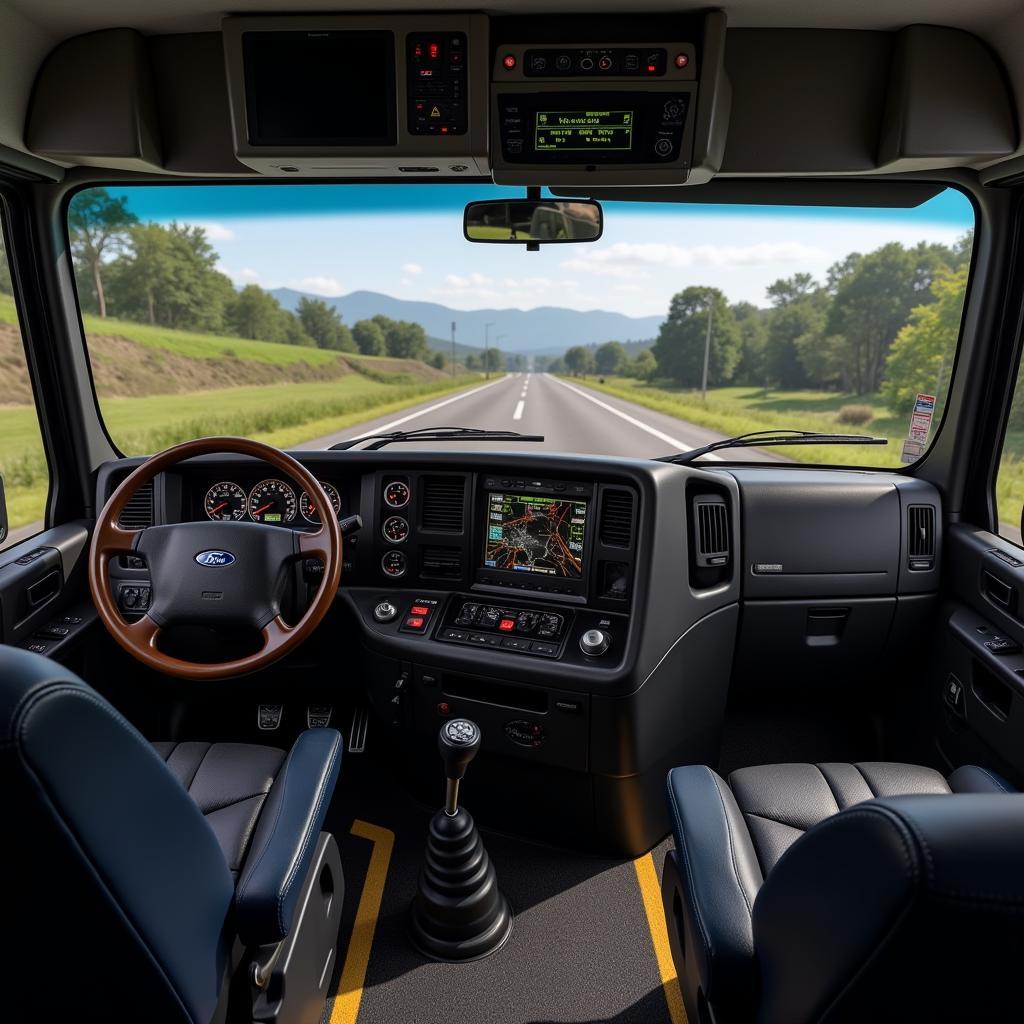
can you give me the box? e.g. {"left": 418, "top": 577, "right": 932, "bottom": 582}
{"left": 300, "top": 482, "right": 342, "bottom": 524}
{"left": 248, "top": 479, "right": 297, "bottom": 524}
{"left": 204, "top": 482, "right": 247, "bottom": 521}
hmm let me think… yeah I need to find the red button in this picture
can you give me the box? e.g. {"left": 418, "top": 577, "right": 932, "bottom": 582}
{"left": 502, "top": 54, "right": 516, "bottom": 70}
{"left": 405, "top": 616, "right": 425, "bottom": 630}
{"left": 675, "top": 53, "right": 689, "bottom": 68}
{"left": 411, "top": 605, "right": 430, "bottom": 616}
{"left": 437, "top": 702, "right": 450, "bottom": 715}
{"left": 499, "top": 618, "right": 516, "bottom": 632}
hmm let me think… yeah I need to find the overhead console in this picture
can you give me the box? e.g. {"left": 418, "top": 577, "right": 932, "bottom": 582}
{"left": 221, "top": 14, "right": 490, "bottom": 177}
{"left": 489, "top": 11, "right": 729, "bottom": 186}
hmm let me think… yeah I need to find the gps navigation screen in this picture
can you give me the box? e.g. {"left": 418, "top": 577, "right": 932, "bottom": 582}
{"left": 535, "top": 110, "right": 634, "bottom": 152}
{"left": 484, "top": 493, "right": 588, "bottom": 578}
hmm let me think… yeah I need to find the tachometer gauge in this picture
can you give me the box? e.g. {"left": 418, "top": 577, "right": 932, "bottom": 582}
{"left": 248, "top": 479, "right": 297, "bottom": 524}
{"left": 384, "top": 480, "right": 411, "bottom": 508}
{"left": 300, "top": 481, "right": 342, "bottom": 524}
{"left": 382, "top": 515, "right": 409, "bottom": 544}
{"left": 204, "top": 482, "right": 247, "bottom": 521}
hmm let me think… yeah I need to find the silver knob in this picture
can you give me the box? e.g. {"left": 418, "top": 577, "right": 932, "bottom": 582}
{"left": 373, "top": 600, "right": 399, "bottom": 623}
{"left": 580, "top": 628, "right": 611, "bottom": 656}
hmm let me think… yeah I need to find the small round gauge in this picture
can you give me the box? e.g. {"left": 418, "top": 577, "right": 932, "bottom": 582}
{"left": 384, "top": 480, "right": 411, "bottom": 509}
{"left": 300, "top": 481, "right": 342, "bottom": 524}
{"left": 382, "top": 515, "right": 409, "bottom": 544}
{"left": 381, "top": 550, "right": 407, "bottom": 578}
{"left": 204, "top": 481, "right": 247, "bottom": 521}
{"left": 248, "top": 479, "right": 297, "bottom": 524}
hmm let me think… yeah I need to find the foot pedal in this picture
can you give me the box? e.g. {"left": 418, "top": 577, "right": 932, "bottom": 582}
{"left": 258, "top": 704, "right": 283, "bottom": 731}
{"left": 348, "top": 703, "right": 369, "bottom": 753}
{"left": 307, "top": 705, "right": 333, "bottom": 729}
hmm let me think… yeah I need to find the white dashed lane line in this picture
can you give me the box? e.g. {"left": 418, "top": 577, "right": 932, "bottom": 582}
{"left": 513, "top": 399, "right": 526, "bottom": 421}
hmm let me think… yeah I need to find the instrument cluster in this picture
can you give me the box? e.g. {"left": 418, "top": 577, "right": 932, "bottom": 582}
{"left": 202, "top": 478, "right": 343, "bottom": 526}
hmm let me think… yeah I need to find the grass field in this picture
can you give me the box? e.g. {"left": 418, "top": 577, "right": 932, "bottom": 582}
{"left": 0, "top": 297, "right": 478, "bottom": 532}
{"left": 576, "top": 376, "right": 1024, "bottom": 529}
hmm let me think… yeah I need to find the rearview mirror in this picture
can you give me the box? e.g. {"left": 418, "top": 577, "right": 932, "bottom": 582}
{"left": 464, "top": 199, "right": 603, "bottom": 244}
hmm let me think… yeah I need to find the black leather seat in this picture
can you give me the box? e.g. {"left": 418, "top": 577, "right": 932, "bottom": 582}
{"left": 663, "top": 761, "right": 1024, "bottom": 1024}
{"left": 2, "top": 647, "right": 344, "bottom": 1024}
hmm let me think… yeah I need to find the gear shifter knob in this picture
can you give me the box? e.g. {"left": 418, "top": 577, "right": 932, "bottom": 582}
{"left": 438, "top": 718, "right": 480, "bottom": 815}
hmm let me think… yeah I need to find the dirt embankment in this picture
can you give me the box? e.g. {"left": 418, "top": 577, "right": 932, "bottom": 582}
{"left": 0, "top": 323, "right": 448, "bottom": 403}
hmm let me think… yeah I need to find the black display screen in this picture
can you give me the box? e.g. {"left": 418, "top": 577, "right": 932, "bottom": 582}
{"left": 243, "top": 31, "right": 397, "bottom": 146}
{"left": 483, "top": 492, "right": 588, "bottom": 579}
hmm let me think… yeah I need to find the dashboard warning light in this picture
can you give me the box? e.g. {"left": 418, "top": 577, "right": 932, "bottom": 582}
{"left": 647, "top": 63, "right": 657, "bottom": 73}
{"left": 674, "top": 53, "right": 689, "bottom": 68}
{"left": 502, "top": 54, "right": 517, "bottom": 70}
{"left": 428, "top": 42, "right": 440, "bottom": 59}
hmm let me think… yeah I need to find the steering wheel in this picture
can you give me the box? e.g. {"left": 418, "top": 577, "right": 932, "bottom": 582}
{"left": 88, "top": 437, "right": 342, "bottom": 680}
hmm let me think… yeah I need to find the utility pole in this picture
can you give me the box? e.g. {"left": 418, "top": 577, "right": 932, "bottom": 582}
{"left": 451, "top": 321, "right": 456, "bottom": 378}
{"left": 484, "top": 321, "right": 495, "bottom": 379}
{"left": 701, "top": 299, "right": 713, "bottom": 401}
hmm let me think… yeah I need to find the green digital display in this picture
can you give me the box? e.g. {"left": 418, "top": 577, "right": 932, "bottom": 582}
{"left": 264, "top": 513, "right": 282, "bottom": 523}
{"left": 535, "top": 110, "right": 634, "bottom": 152}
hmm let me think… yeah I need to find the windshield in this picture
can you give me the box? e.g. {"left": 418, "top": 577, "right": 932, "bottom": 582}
{"left": 63, "top": 183, "right": 973, "bottom": 465}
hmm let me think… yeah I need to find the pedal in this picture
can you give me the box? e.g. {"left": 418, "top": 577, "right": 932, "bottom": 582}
{"left": 307, "top": 705, "right": 333, "bottom": 729}
{"left": 257, "top": 704, "right": 283, "bottom": 731}
{"left": 348, "top": 703, "right": 369, "bottom": 753}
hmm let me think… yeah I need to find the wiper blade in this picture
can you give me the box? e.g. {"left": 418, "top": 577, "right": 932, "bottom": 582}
{"left": 659, "top": 429, "right": 888, "bottom": 464}
{"left": 329, "top": 426, "right": 545, "bottom": 451}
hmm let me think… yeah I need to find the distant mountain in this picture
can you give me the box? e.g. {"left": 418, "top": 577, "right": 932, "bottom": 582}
{"left": 270, "top": 288, "right": 662, "bottom": 356}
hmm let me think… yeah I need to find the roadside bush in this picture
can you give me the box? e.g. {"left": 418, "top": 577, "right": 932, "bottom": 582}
{"left": 836, "top": 404, "right": 874, "bottom": 427}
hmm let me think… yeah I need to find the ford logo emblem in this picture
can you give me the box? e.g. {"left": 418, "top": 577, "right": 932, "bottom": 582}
{"left": 195, "top": 550, "right": 236, "bottom": 567}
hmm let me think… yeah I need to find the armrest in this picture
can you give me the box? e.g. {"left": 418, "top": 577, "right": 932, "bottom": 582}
{"left": 665, "top": 765, "right": 763, "bottom": 1021}
{"left": 235, "top": 728, "right": 342, "bottom": 947}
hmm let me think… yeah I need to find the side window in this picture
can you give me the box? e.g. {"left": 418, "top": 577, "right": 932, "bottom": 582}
{"left": 997, "top": 358, "right": 1024, "bottom": 546}
{"left": 0, "top": 215, "right": 49, "bottom": 550}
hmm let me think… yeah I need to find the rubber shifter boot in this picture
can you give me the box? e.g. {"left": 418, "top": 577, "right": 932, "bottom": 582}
{"left": 410, "top": 719, "right": 512, "bottom": 960}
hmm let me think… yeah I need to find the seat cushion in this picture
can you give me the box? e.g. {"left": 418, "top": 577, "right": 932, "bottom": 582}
{"left": 153, "top": 741, "right": 286, "bottom": 877}
{"left": 728, "top": 761, "right": 959, "bottom": 872}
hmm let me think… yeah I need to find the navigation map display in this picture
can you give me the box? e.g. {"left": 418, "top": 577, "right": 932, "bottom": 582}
{"left": 484, "top": 492, "right": 588, "bottom": 578}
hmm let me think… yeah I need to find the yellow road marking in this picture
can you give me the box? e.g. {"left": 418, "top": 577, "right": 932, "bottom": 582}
{"left": 329, "top": 820, "right": 396, "bottom": 1024}
{"left": 634, "top": 852, "right": 688, "bottom": 1024}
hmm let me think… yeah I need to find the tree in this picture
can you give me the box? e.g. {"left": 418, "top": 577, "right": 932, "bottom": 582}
{"left": 224, "top": 285, "right": 312, "bottom": 345}
{"left": 652, "top": 286, "right": 740, "bottom": 388}
{"left": 731, "top": 302, "right": 767, "bottom": 386}
{"left": 297, "top": 296, "right": 354, "bottom": 351}
{"left": 353, "top": 319, "right": 386, "bottom": 356}
{"left": 564, "top": 346, "right": 594, "bottom": 376}
{"left": 483, "top": 347, "right": 505, "bottom": 372}
{"left": 68, "top": 188, "right": 137, "bottom": 318}
{"left": 594, "top": 341, "right": 627, "bottom": 375}
{"left": 628, "top": 349, "right": 657, "bottom": 380}
{"left": 881, "top": 265, "right": 968, "bottom": 413}
{"left": 384, "top": 320, "right": 429, "bottom": 360}
{"left": 465, "top": 352, "right": 481, "bottom": 370}
{"left": 761, "top": 276, "right": 828, "bottom": 389}
{"left": 428, "top": 351, "right": 447, "bottom": 370}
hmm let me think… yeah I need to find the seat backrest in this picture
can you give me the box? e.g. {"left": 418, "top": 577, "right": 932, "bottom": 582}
{"left": 1, "top": 647, "right": 236, "bottom": 1024}
{"left": 752, "top": 793, "right": 1024, "bottom": 1023}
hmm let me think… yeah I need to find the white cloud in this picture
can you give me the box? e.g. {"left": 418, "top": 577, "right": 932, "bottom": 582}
{"left": 291, "top": 276, "right": 344, "bottom": 296}
{"left": 222, "top": 266, "right": 262, "bottom": 286}
{"left": 192, "top": 221, "right": 235, "bottom": 241}
{"left": 562, "top": 240, "right": 826, "bottom": 279}
{"left": 402, "top": 262, "right": 424, "bottom": 275}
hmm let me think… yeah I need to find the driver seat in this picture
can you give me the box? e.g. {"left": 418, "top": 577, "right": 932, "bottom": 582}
{"left": 2, "top": 646, "right": 344, "bottom": 1024}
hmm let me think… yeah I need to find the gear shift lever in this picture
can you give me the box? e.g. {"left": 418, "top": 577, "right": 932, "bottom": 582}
{"left": 439, "top": 718, "right": 481, "bottom": 816}
{"left": 409, "top": 718, "right": 512, "bottom": 961}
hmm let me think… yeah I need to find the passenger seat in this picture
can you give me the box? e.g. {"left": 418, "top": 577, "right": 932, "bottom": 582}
{"left": 662, "top": 761, "right": 1024, "bottom": 1024}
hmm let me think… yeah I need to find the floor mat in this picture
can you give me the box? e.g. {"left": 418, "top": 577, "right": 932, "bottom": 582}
{"left": 321, "top": 760, "right": 683, "bottom": 1024}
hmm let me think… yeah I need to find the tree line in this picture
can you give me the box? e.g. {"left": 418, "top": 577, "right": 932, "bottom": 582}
{"left": 66, "top": 188, "right": 449, "bottom": 368}
{"left": 560, "top": 232, "right": 973, "bottom": 414}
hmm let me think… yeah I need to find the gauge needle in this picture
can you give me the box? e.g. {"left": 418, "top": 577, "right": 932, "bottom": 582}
{"left": 209, "top": 502, "right": 227, "bottom": 515}
{"left": 253, "top": 502, "right": 273, "bottom": 515}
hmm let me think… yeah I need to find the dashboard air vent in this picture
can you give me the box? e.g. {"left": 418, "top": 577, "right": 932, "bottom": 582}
{"left": 693, "top": 496, "right": 729, "bottom": 568}
{"left": 908, "top": 505, "right": 935, "bottom": 569}
{"left": 598, "top": 489, "right": 635, "bottom": 548}
{"left": 421, "top": 476, "right": 465, "bottom": 533}
{"left": 117, "top": 480, "right": 154, "bottom": 530}
{"left": 420, "top": 545, "right": 463, "bottom": 581}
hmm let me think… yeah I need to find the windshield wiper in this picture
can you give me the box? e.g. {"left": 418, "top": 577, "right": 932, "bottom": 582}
{"left": 329, "top": 426, "right": 545, "bottom": 451}
{"left": 659, "top": 429, "right": 888, "bottom": 464}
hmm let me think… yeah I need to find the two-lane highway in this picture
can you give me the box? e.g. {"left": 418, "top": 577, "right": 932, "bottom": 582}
{"left": 301, "top": 371, "right": 780, "bottom": 461}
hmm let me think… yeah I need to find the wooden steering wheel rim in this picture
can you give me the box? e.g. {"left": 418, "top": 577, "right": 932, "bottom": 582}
{"left": 88, "top": 436, "right": 343, "bottom": 680}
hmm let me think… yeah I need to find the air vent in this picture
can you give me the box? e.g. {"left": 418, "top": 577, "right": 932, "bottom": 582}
{"left": 599, "top": 489, "right": 635, "bottom": 548}
{"left": 908, "top": 505, "right": 935, "bottom": 569}
{"left": 420, "top": 545, "right": 463, "bottom": 581}
{"left": 117, "top": 479, "right": 154, "bottom": 529}
{"left": 693, "top": 496, "right": 729, "bottom": 568}
{"left": 421, "top": 476, "right": 465, "bottom": 533}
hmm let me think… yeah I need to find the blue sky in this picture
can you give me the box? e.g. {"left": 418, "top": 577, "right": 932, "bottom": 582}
{"left": 91, "top": 184, "right": 974, "bottom": 319}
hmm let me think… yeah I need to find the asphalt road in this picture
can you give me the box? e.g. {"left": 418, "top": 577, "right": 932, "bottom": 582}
{"left": 299, "top": 372, "right": 780, "bottom": 461}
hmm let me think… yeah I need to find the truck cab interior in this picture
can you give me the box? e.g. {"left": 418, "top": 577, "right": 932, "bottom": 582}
{"left": 4, "top": 2, "right": 1024, "bottom": 1022}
